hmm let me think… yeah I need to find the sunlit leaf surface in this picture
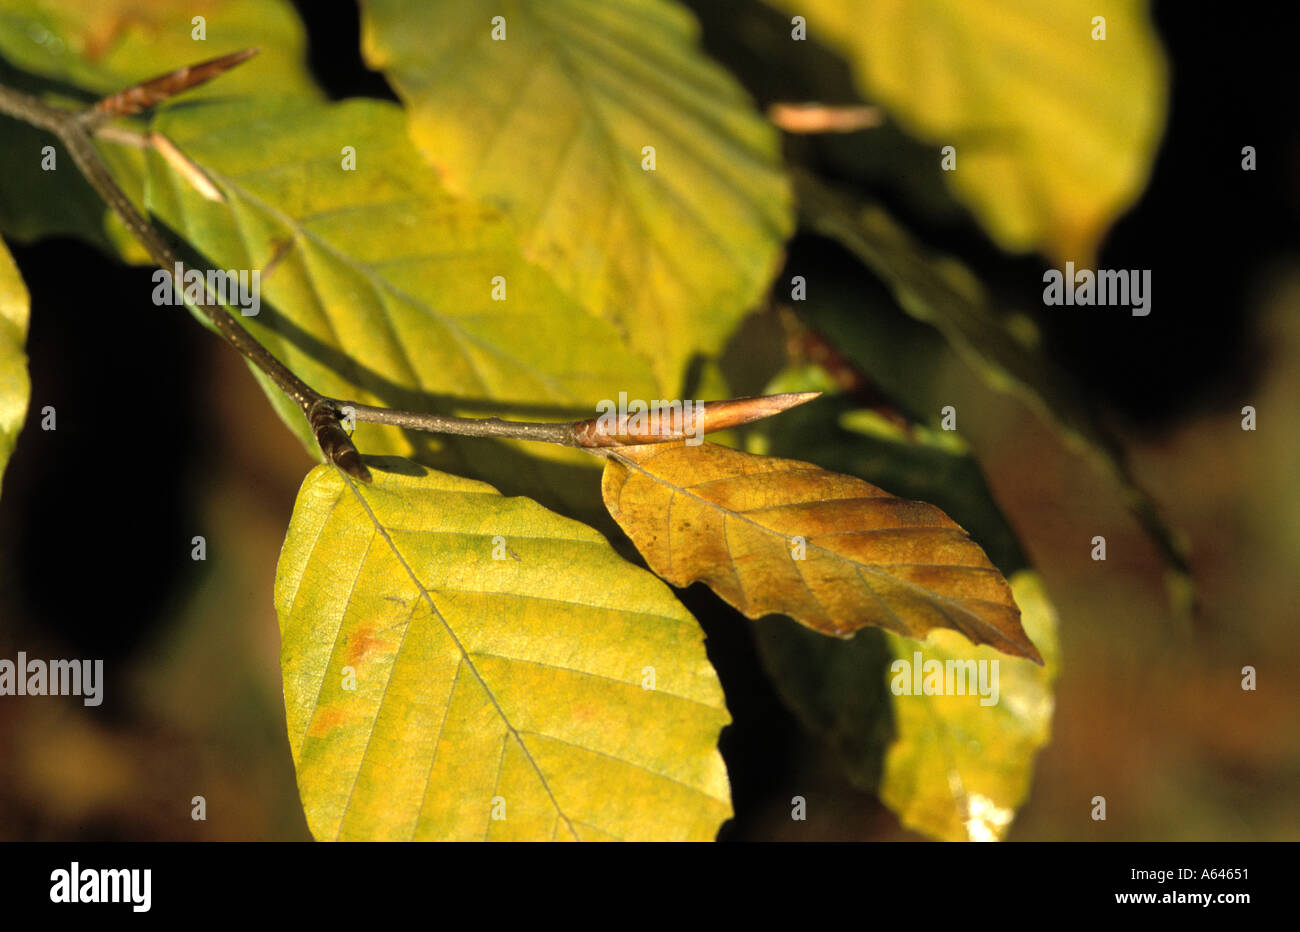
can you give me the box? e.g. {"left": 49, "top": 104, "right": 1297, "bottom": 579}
{"left": 277, "top": 457, "right": 732, "bottom": 841}
{"left": 362, "top": 0, "right": 794, "bottom": 389}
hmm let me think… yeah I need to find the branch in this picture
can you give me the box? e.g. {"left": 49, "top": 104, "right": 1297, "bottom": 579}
{"left": 0, "top": 51, "right": 819, "bottom": 481}
{"left": 0, "top": 51, "right": 369, "bottom": 479}
{"left": 338, "top": 392, "right": 821, "bottom": 449}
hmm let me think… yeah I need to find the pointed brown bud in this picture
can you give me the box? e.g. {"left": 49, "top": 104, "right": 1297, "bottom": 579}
{"left": 572, "top": 392, "right": 821, "bottom": 447}
{"left": 90, "top": 48, "right": 260, "bottom": 122}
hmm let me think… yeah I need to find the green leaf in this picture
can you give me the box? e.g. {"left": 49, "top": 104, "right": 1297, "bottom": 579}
{"left": 360, "top": 0, "right": 794, "bottom": 390}
{"left": 140, "top": 96, "right": 659, "bottom": 515}
{"left": 755, "top": 618, "right": 897, "bottom": 793}
{"left": 0, "top": 238, "right": 29, "bottom": 491}
{"left": 0, "top": 103, "right": 130, "bottom": 252}
{"left": 799, "top": 179, "right": 1100, "bottom": 445}
{"left": 276, "top": 457, "right": 731, "bottom": 841}
{"left": 770, "top": 0, "right": 1167, "bottom": 263}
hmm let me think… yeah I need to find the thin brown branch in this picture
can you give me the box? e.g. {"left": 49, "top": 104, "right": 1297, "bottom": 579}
{"left": 768, "top": 102, "right": 883, "bottom": 134}
{"left": 337, "top": 392, "right": 821, "bottom": 450}
{"left": 0, "top": 52, "right": 370, "bottom": 479}
{"left": 0, "top": 52, "right": 821, "bottom": 486}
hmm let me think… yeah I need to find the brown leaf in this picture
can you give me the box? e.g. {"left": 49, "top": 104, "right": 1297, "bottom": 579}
{"left": 601, "top": 442, "right": 1042, "bottom": 664}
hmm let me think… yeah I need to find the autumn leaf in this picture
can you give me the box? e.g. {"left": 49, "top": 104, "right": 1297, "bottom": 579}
{"left": 601, "top": 441, "right": 1042, "bottom": 662}
{"left": 277, "top": 456, "right": 731, "bottom": 841}
{"left": 751, "top": 368, "right": 1027, "bottom": 575}
{"left": 756, "top": 571, "right": 1058, "bottom": 841}
{"left": 880, "top": 572, "right": 1059, "bottom": 841}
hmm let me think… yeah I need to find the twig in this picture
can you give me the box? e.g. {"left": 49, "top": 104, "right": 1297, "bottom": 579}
{"left": 767, "top": 102, "right": 883, "bottom": 134}
{"left": 0, "top": 53, "right": 369, "bottom": 478}
{"left": 0, "top": 51, "right": 820, "bottom": 482}
{"left": 338, "top": 392, "right": 822, "bottom": 447}
{"left": 80, "top": 49, "right": 260, "bottom": 131}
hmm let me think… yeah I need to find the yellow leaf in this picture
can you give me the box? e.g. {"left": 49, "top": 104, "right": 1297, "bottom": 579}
{"left": 881, "top": 571, "right": 1061, "bottom": 841}
{"left": 0, "top": 239, "right": 30, "bottom": 492}
{"left": 360, "top": 0, "right": 794, "bottom": 390}
{"left": 772, "top": 0, "right": 1168, "bottom": 262}
{"left": 602, "top": 442, "right": 1042, "bottom": 662}
{"left": 142, "top": 97, "right": 660, "bottom": 519}
{"left": 276, "top": 457, "right": 731, "bottom": 841}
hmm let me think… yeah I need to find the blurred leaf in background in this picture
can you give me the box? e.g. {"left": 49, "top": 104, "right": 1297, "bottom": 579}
{"left": 769, "top": 0, "right": 1168, "bottom": 264}
{"left": 880, "top": 571, "right": 1058, "bottom": 841}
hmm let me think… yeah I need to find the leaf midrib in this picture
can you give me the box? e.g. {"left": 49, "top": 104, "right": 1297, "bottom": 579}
{"left": 336, "top": 468, "right": 582, "bottom": 841}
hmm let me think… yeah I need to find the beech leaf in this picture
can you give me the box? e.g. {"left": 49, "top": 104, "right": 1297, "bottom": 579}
{"left": 769, "top": 0, "right": 1167, "bottom": 263}
{"left": 276, "top": 457, "right": 731, "bottom": 841}
{"left": 360, "top": 0, "right": 794, "bottom": 390}
{"left": 0, "top": 0, "right": 318, "bottom": 253}
{"left": 601, "top": 441, "right": 1042, "bottom": 662}
{"left": 0, "top": 0, "right": 319, "bottom": 101}
{"left": 786, "top": 199, "right": 1193, "bottom": 598}
{"left": 139, "top": 97, "right": 659, "bottom": 517}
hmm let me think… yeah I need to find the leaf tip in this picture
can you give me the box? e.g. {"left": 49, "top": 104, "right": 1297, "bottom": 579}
{"left": 981, "top": 617, "right": 1045, "bottom": 666}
